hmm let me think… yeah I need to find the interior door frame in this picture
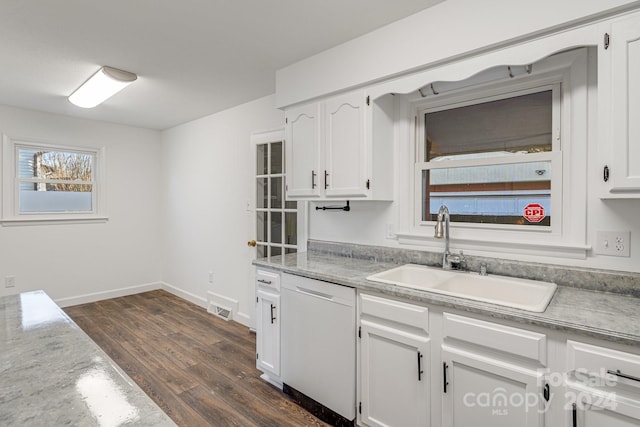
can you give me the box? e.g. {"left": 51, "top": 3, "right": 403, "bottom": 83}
{"left": 249, "top": 128, "right": 307, "bottom": 330}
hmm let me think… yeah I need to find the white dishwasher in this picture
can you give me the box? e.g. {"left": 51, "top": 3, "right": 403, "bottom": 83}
{"left": 281, "top": 273, "right": 356, "bottom": 423}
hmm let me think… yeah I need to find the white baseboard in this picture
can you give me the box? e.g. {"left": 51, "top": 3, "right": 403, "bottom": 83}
{"left": 160, "top": 282, "right": 207, "bottom": 309}
{"left": 235, "top": 311, "right": 251, "bottom": 328}
{"left": 260, "top": 372, "right": 283, "bottom": 390}
{"left": 57, "top": 281, "right": 253, "bottom": 329}
{"left": 56, "top": 282, "right": 162, "bottom": 308}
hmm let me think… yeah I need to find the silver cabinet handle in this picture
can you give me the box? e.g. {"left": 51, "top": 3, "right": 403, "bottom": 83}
{"left": 257, "top": 279, "right": 272, "bottom": 285}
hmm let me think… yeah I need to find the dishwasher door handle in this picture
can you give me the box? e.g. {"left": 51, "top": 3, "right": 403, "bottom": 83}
{"left": 295, "top": 287, "right": 335, "bottom": 301}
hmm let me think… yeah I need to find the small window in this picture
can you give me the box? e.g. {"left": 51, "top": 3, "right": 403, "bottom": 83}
{"left": 420, "top": 89, "right": 557, "bottom": 227}
{"left": 17, "top": 146, "right": 95, "bottom": 213}
{"left": 2, "top": 136, "right": 106, "bottom": 224}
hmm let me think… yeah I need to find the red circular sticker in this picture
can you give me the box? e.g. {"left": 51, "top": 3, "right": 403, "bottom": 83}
{"left": 523, "top": 203, "right": 545, "bottom": 223}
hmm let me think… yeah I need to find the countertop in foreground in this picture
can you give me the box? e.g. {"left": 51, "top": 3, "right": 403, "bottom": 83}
{"left": 0, "top": 290, "right": 176, "bottom": 427}
{"left": 254, "top": 252, "right": 640, "bottom": 347}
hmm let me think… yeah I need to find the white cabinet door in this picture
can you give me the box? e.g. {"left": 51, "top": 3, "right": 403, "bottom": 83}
{"left": 565, "top": 340, "right": 640, "bottom": 427}
{"left": 324, "top": 91, "right": 368, "bottom": 198}
{"left": 601, "top": 14, "right": 640, "bottom": 194}
{"left": 442, "top": 346, "right": 546, "bottom": 427}
{"left": 256, "top": 288, "right": 280, "bottom": 378}
{"left": 570, "top": 393, "right": 640, "bottom": 427}
{"left": 360, "top": 320, "right": 430, "bottom": 427}
{"left": 285, "top": 103, "right": 321, "bottom": 198}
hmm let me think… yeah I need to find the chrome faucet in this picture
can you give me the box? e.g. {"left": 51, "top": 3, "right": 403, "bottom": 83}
{"left": 434, "top": 205, "right": 464, "bottom": 270}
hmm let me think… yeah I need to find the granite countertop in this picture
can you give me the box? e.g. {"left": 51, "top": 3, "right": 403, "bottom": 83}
{"left": 0, "top": 291, "right": 176, "bottom": 427}
{"left": 254, "top": 251, "right": 640, "bottom": 347}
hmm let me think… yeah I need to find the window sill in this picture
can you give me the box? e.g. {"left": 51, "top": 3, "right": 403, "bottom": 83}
{"left": 1, "top": 216, "right": 109, "bottom": 226}
{"left": 395, "top": 231, "right": 590, "bottom": 260}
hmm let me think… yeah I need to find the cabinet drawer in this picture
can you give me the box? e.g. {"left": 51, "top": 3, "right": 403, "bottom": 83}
{"left": 360, "top": 293, "right": 428, "bottom": 333}
{"left": 443, "top": 313, "right": 547, "bottom": 365}
{"left": 256, "top": 269, "right": 280, "bottom": 291}
{"left": 567, "top": 340, "right": 640, "bottom": 384}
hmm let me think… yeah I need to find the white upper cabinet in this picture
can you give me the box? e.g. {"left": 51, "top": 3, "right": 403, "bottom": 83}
{"left": 599, "top": 12, "right": 640, "bottom": 196}
{"left": 284, "top": 103, "right": 322, "bottom": 198}
{"left": 284, "top": 90, "right": 394, "bottom": 201}
{"left": 324, "top": 91, "right": 368, "bottom": 197}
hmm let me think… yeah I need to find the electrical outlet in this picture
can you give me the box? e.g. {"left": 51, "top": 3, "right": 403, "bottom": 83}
{"left": 208, "top": 271, "right": 214, "bottom": 284}
{"left": 594, "top": 231, "right": 631, "bottom": 257}
{"left": 5, "top": 275, "right": 16, "bottom": 288}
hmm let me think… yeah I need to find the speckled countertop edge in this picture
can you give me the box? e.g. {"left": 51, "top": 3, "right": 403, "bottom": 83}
{"left": 0, "top": 291, "right": 177, "bottom": 427}
{"left": 254, "top": 252, "right": 640, "bottom": 347}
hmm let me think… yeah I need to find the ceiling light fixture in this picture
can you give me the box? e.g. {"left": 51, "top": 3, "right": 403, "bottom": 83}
{"left": 68, "top": 66, "right": 137, "bottom": 108}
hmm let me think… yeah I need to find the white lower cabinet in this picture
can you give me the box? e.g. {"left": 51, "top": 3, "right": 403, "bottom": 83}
{"left": 357, "top": 293, "right": 551, "bottom": 427}
{"left": 256, "top": 288, "right": 280, "bottom": 377}
{"left": 358, "top": 293, "right": 430, "bottom": 427}
{"left": 565, "top": 340, "right": 640, "bottom": 427}
{"left": 255, "top": 268, "right": 282, "bottom": 388}
{"left": 355, "top": 290, "right": 640, "bottom": 427}
{"left": 441, "top": 346, "right": 546, "bottom": 427}
{"left": 440, "top": 312, "right": 548, "bottom": 427}
{"left": 360, "top": 320, "right": 430, "bottom": 427}
{"left": 569, "top": 387, "right": 640, "bottom": 427}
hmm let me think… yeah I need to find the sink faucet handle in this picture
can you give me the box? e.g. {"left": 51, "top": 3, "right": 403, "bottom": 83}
{"left": 458, "top": 250, "right": 466, "bottom": 270}
{"left": 447, "top": 250, "right": 466, "bottom": 270}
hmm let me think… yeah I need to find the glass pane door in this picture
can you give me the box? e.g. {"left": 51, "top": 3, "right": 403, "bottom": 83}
{"left": 255, "top": 140, "right": 297, "bottom": 258}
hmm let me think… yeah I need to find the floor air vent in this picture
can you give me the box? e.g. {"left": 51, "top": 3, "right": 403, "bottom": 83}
{"left": 206, "top": 291, "right": 238, "bottom": 321}
{"left": 211, "top": 305, "right": 232, "bottom": 321}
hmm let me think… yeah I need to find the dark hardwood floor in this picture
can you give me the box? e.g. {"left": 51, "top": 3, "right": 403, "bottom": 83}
{"left": 64, "top": 290, "right": 330, "bottom": 427}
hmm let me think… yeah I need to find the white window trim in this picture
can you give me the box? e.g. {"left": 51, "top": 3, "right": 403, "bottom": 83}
{"left": 395, "top": 48, "right": 590, "bottom": 260}
{"left": 1, "top": 134, "right": 108, "bottom": 225}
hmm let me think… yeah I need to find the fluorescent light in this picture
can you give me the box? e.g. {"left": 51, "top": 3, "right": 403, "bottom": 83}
{"left": 68, "top": 66, "right": 137, "bottom": 108}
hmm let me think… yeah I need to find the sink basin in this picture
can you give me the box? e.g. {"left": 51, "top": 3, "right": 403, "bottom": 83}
{"left": 365, "top": 264, "right": 454, "bottom": 289}
{"left": 432, "top": 273, "right": 557, "bottom": 312}
{"left": 367, "top": 264, "right": 557, "bottom": 312}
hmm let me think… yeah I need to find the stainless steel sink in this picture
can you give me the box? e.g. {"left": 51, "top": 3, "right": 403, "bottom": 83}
{"left": 367, "top": 264, "right": 557, "bottom": 312}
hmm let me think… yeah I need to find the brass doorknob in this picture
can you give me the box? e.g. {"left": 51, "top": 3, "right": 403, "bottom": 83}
{"left": 247, "top": 240, "right": 257, "bottom": 247}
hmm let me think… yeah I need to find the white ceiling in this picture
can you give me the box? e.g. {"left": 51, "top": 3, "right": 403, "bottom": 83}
{"left": 0, "top": 0, "right": 442, "bottom": 130}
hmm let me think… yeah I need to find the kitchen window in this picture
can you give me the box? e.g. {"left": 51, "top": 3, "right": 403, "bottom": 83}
{"left": 2, "top": 136, "right": 106, "bottom": 224}
{"left": 419, "top": 87, "right": 559, "bottom": 228}
{"left": 399, "top": 48, "right": 590, "bottom": 258}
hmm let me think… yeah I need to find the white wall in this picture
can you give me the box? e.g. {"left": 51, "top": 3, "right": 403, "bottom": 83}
{"left": 160, "top": 95, "right": 283, "bottom": 327}
{"left": 0, "top": 105, "right": 163, "bottom": 304}
{"left": 276, "top": 0, "right": 640, "bottom": 107}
